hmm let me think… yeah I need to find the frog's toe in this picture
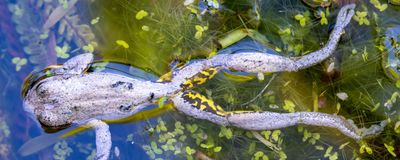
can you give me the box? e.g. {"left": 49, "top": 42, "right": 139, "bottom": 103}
{"left": 62, "top": 53, "right": 94, "bottom": 74}
{"left": 336, "top": 4, "right": 355, "bottom": 27}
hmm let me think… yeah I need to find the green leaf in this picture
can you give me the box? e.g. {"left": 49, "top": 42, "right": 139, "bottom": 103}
{"left": 324, "top": 146, "right": 333, "bottom": 158}
{"left": 194, "top": 31, "right": 203, "bottom": 40}
{"left": 179, "top": 135, "right": 187, "bottom": 141}
{"left": 271, "top": 130, "right": 281, "bottom": 142}
{"left": 394, "top": 121, "right": 400, "bottom": 134}
{"left": 395, "top": 80, "right": 400, "bottom": 88}
{"left": 186, "top": 124, "right": 198, "bottom": 133}
{"left": 213, "top": 146, "right": 222, "bottom": 152}
{"left": 154, "top": 148, "right": 163, "bottom": 154}
{"left": 142, "top": 145, "right": 151, "bottom": 151}
{"left": 384, "top": 143, "right": 397, "bottom": 157}
{"left": 378, "top": 4, "right": 388, "bottom": 12}
{"left": 151, "top": 141, "right": 158, "bottom": 151}
{"left": 83, "top": 44, "right": 95, "bottom": 53}
{"left": 185, "top": 146, "right": 195, "bottom": 155}
{"left": 254, "top": 151, "right": 264, "bottom": 158}
{"left": 136, "top": 10, "right": 149, "bottom": 20}
{"left": 12, "top": 57, "right": 20, "bottom": 64}
{"left": 320, "top": 17, "right": 328, "bottom": 25}
{"left": 329, "top": 152, "right": 338, "bottom": 160}
{"left": 142, "top": 25, "right": 150, "bottom": 31}
{"left": 300, "top": 19, "right": 306, "bottom": 27}
{"left": 116, "top": 40, "right": 129, "bottom": 48}
{"left": 357, "top": 11, "right": 367, "bottom": 17}
{"left": 248, "top": 142, "right": 256, "bottom": 154}
{"left": 283, "top": 100, "right": 295, "bottom": 112}
{"left": 339, "top": 142, "right": 350, "bottom": 149}
{"left": 19, "top": 58, "right": 27, "bottom": 65}
{"left": 90, "top": 17, "right": 100, "bottom": 25}
{"left": 195, "top": 25, "right": 203, "bottom": 31}
{"left": 294, "top": 14, "right": 303, "bottom": 20}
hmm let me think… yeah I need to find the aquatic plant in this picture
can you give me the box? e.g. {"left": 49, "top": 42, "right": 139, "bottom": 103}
{"left": 8, "top": 0, "right": 97, "bottom": 71}
{"left": 16, "top": 0, "right": 400, "bottom": 159}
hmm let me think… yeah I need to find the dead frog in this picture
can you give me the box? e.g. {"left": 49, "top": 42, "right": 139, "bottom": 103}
{"left": 21, "top": 4, "right": 386, "bottom": 160}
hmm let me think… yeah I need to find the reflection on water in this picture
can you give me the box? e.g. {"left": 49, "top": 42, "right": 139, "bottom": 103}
{"left": 0, "top": 0, "right": 400, "bottom": 159}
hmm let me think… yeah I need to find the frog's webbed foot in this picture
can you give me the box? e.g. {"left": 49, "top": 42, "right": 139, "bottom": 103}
{"left": 86, "top": 119, "right": 111, "bottom": 160}
{"left": 172, "top": 91, "right": 385, "bottom": 140}
{"left": 52, "top": 53, "right": 94, "bottom": 75}
{"left": 359, "top": 120, "right": 388, "bottom": 138}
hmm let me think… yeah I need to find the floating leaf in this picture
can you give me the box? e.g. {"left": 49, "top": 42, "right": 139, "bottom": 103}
{"left": 339, "top": 142, "right": 350, "bottom": 149}
{"left": 91, "top": 17, "right": 100, "bottom": 25}
{"left": 136, "top": 10, "right": 149, "bottom": 20}
{"left": 283, "top": 100, "right": 295, "bottom": 112}
{"left": 116, "top": 40, "right": 129, "bottom": 48}
{"left": 185, "top": 146, "right": 195, "bottom": 155}
{"left": 83, "top": 44, "right": 95, "bottom": 53}
{"left": 384, "top": 143, "right": 397, "bottom": 157}
{"left": 186, "top": 124, "right": 198, "bottom": 133}
{"left": 271, "top": 130, "right": 281, "bottom": 142}
{"left": 12, "top": 57, "right": 27, "bottom": 71}
{"left": 142, "top": 25, "right": 150, "bottom": 31}
{"left": 55, "top": 44, "right": 70, "bottom": 59}
{"left": 213, "top": 146, "right": 222, "bottom": 152}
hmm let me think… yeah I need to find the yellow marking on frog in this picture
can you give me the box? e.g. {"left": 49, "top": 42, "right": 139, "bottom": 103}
{"left": 182, "top": 91, "right": 226, "bottom": 116}
{"left": 157, "top": 71, "right": 172, "bottom": 82}
{"left": 181, "top": 67, "right": 220, "bottom": 89}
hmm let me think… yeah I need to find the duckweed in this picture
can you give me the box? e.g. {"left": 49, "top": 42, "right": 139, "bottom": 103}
{"left": 116, "top": 40, "right": 130, "bottom": 49}
{"left": 353, "top": 11, "right": 370, "bottom": 25}
{"left": 11, "top": 57, "right": 27, "bottom": 71}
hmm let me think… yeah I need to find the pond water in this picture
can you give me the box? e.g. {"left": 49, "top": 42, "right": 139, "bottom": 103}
{"left": 0, "top": 0, "right": 400, "bottom": 159}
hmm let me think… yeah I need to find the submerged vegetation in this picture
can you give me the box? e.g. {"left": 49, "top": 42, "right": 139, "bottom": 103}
{"left": 83, "top": 0, "right": 400, "bottom": 159}
{"left": 1, "top": 0, "right": 400, "bottom": 159}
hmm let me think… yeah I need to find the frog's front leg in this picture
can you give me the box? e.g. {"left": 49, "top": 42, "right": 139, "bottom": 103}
{"left": 86, "top": 119, "right": 111, "bottom": 160}
{"left": 51, "top": 53, "right": 94, "bottom": 75}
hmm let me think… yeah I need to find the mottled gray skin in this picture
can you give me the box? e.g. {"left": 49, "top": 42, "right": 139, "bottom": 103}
{"left": 22, "top": 4, "right": 384, "bottom": 160}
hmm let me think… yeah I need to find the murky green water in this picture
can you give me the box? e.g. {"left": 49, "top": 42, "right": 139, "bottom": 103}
{"left": 1, "top": 0, "right": 400, "bottom": 159}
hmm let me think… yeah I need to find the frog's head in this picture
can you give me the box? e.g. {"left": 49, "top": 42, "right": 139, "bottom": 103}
{"left": 22, "top": 53, "right": 94, "bottom": 132}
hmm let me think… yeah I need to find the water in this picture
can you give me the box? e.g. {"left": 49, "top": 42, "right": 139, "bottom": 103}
{"left": 1, "top": 0, "right": 400, "bottom": 159}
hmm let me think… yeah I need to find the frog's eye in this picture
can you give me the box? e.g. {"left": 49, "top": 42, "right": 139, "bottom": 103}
{"left": 21, "top": 65, "right": 62, "bottom": 98}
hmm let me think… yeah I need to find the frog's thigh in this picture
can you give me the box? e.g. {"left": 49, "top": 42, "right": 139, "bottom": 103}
{"left": 86, "top": 119, "right": 111, "bottom": 160}
{"left": 181, "top": 67, "right": 220, "bottom": 89}
{"left": 172, "top": 91, "right": 228, "bottom": 125}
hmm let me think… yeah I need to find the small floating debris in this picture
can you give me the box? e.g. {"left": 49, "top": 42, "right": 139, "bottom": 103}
{"left": 336, "top": 92, "right": 348, "bottom": 101}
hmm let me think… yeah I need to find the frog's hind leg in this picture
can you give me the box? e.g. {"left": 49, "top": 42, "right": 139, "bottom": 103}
{"left": 86, "top": 119, "right": 111, "bottom": 160}
{"left": 209, "top": 4, "right": 356, "bottom": 73}
{"left": 172, "top": 91, "right": 386, "bottom": 140}
{"left": 227, "top": 111, "right": 387, "bottom": 140}
{"left": 172, "top": 91, "right": 229, "bottom": 126}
